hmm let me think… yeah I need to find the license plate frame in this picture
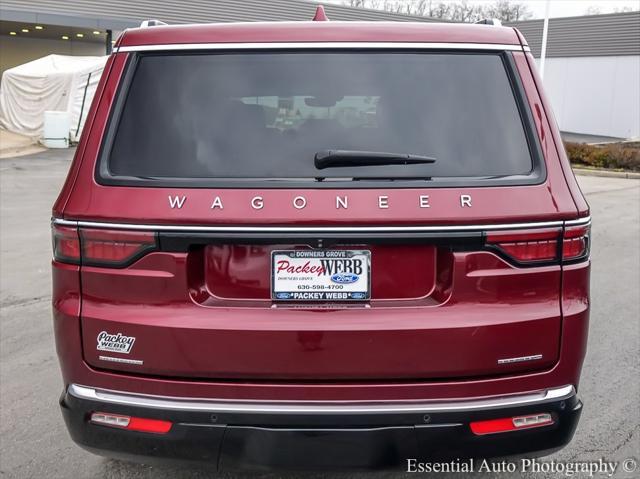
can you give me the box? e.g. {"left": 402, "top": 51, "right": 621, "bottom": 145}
{"left": 271, "top": 250, "right": 371, "bottom": 302}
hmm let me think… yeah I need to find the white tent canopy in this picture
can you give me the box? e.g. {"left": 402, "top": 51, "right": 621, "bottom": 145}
{"left": 0, "top": 54, "right": 107, "bottom": 141}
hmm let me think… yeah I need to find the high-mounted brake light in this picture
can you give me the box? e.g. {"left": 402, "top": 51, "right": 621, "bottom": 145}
{"left": 52, "top": 224, "right": 156, "bottom": 267}
{"left": 470, "top": 413, "right": 554, "bottom": 435}
{"left": 90, "top": 412, "right": 172, "bottom": 434}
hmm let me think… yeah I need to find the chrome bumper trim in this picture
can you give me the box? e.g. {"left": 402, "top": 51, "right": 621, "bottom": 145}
{"left": 52, "top": 218, "right": 576, "bottom": 234}
{"left": 68, "top": 384, "right": 575, "bottom": 415}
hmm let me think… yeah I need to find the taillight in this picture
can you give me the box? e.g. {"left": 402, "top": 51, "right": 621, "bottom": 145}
{"left": 486, "top": 228, "right": 560, "bottom": 264}
{"left": 52, "top": 224, "right": 156, "bottom": 267}
{"left": 486, "top": 222, "right": 590, "bottom": 265}
{"left": 90, "top": 412, "right": 172, "bottom": 434}
{"left": 79, "top": 228, "right": 156, "bottom": 266}
{"left": 470, "top": 413, "right": 554, "bottom": 435}
{"left": 52, "top": 225, "right": 81, "bottom": 263}
{"left": 563, "top": 224, "right": 590, "bottom": 261}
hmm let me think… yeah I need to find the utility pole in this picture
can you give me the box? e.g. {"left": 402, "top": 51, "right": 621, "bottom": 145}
{"left": 539, "top": 0, "right": 551, "bottom": 79}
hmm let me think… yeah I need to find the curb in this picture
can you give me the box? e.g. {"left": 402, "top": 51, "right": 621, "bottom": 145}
{"left": 0, "top": 144, "right": 47, "bottom": 160}
{"left": 572, "top": 166, "right": 640, "bottom": 179}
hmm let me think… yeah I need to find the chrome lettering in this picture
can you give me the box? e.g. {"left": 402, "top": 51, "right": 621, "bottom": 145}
{"left": 210, "top": 196, "right": 223, "bottom": 209}
{"left": 251, "top": 196, "right": 264, "bottom": 210}
{"left": 168, "top": 195, "right": 186, "bottom": 209}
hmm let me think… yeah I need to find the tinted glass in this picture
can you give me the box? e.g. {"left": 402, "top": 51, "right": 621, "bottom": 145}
{"left": 107, "top": 52, "right": 533, "bottom": 182}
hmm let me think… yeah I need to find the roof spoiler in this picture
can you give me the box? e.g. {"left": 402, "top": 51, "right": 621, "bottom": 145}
{"left": 140, "top": 19, "right": 167, "bottom": 27}
{"left": 475, "top": 19, "right": 502, "bottom": 26}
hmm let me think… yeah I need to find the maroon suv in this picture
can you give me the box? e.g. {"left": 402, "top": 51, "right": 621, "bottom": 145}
{"left": 52, "top": 18, "right": 590, "bottom": 470}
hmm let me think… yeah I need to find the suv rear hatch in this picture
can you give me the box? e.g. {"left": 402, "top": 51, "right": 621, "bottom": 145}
{"left": 59, "top": 48, "right": 584, "bottom": 380}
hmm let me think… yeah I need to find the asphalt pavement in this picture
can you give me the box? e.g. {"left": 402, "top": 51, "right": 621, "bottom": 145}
{"left": 1, "top": 148, "right": 638, "bottom": 478}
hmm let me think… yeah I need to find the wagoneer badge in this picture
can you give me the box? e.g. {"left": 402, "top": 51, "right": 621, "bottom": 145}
{"left": 167, "top": 194, "right": 473, "bottom": 210}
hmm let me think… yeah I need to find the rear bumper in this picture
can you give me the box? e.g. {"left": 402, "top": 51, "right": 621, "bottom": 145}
{"left": 61, "top": 384, "right": 582, "bottom": 471}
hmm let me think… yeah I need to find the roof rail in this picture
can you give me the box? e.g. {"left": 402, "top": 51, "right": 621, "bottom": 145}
{"left": 140, "top": 19, "right": 167, "bottom": 27}
{"left": 475, "top": 19, "right": 502, "bottom": 26}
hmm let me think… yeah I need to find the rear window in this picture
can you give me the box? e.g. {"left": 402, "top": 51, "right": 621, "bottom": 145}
{"left": 101, "top": 51, "right": 541, "bottom": 187}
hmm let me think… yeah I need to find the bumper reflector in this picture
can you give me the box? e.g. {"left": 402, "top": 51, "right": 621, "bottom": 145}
{"left": 470, "top": 413, "right": 553, "bottom": 435}
{"left": 90, "top": 412, "right": 172, "bottom": 434}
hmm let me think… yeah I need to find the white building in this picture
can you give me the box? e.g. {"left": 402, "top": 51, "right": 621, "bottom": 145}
{"left": 509, "top": 12, "right": 640, "bottom": 140}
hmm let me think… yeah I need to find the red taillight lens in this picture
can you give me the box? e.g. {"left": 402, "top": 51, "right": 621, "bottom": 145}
{"left": 90, "top": 412, "right": 172, "bottom": 434}
{"left": 52, "top": 225, "right": 81, "bottom": 263}
{"left": 80, "top": 228, "right": 156, "bottom": 266}
{"left": 127, "top": 417, "right": 173, "bottom": 434}
{"left": 563, "top": 224, "right": 590, "bottom": 260}
{"left": 470, "top": 413, "right": 554, "bottom": 435}
{"left": 486, "top": 228, "right": 560, "bottom": 263}
{"left": 495, "top": 240, "right": 558, "bottom": 262}
{"left": 52, "top": 223, "right": 156, "bottom": 267}
{"left": 80, "top": 229, "right": 156, "bottom": 266}
{"left": 486, "top": 223, "right": 590, "bottom": 265}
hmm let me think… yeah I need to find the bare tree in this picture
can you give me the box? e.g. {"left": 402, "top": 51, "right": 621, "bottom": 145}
{"left": 481, "top": 0, "right": 532, "bottom": 22}
{"left": 425, "top": 1, "right": 454, "bottom": 20}
{"left": 339, "top": 0, "right": 532, "bottom": 22}
{"left": 584, "top": 6, "right": 602, "bottom": 16}
{"left": 451, "top": 1, "right": 478, "bottom": 22}
{"left": 613, "top": 6, "right": 635, "bottom": 13}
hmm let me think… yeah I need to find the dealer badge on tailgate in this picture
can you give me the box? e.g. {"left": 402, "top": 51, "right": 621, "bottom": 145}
{"left": 96, "top": 331, "right": 136, "bottom": 354}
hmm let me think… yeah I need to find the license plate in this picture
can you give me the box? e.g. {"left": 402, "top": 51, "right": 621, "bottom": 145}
{"left": 271, "top": 250, "right": 371, "bottom": 301}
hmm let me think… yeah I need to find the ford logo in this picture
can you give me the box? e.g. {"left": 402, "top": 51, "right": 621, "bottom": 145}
{"left": 276, "top": 292, "right": 291, "bottom": 299}
{"left": 331, "top": 273, "right": 359, "bottom": 284}
{"left": 351, "top": 292, "right": 366, "bottom": 299}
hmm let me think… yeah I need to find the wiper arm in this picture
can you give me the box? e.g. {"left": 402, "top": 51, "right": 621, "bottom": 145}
{"left": 314, "top": 150, "right": 436, "bottom": 170}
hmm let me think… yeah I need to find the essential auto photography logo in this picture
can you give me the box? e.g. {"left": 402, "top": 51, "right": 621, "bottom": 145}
{"left": 405, "top": 457, "right": 634, "bottom": 477}
{"left": 96, "top": 331, "right": 136, "bottom": 354}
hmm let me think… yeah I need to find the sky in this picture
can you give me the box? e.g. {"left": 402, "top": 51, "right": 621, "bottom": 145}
{"left": 327, "top": 0, "right": 640, "bottom": 19}
{"left": 514, "top": 0, "right": 639, "bottom": 19}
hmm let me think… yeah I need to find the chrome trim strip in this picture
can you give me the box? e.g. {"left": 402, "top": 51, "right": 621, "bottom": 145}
{"left": 564, "top": 216, "right": 591, "bottom": 226}
{"left": 68, "top": 384, "right": 574, "bottom": 414}
{"left": 98, "top": 356, "right": 144, "bottom": 365}
{"left": 52, "top": 218, "right": 566, "bottom": 233}
{"left": 497, "top": 354, "right": 543, "bottom": 365}
{"left": 114, "top": 42, "right": 528, "bottom": 53}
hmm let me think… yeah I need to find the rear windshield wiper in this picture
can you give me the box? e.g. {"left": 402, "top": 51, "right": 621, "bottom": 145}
{"left": 314, "top": 150, "right": 436, "bottom": 170}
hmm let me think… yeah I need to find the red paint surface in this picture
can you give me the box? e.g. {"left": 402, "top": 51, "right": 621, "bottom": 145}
{"left": 52, "top": 23, "right": 589, "bottom": 404}
{"left": 78, "top": 250, "right": 562, "bottom": 379}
